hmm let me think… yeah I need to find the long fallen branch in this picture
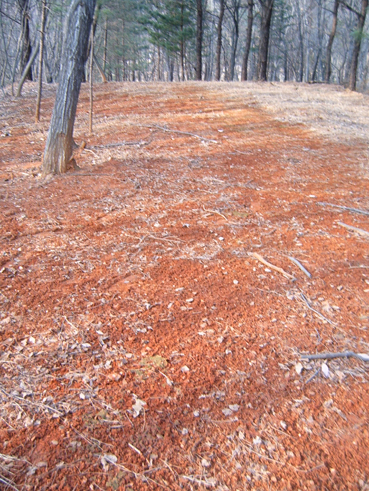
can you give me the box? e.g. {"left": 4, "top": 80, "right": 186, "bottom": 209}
{"left": 251, "top": 252, "right": 295, "bottom": 280}
{"left": 337, "top": 222, "right": 369, "bottom": 237}
{"left": 143, "top": 124, "right": 218, "bottom": 143}
{"left": 318, "top": 202, "right": 369, "bottom": 217}
{"left": 301, "top": 351, "right": 369, "bottom": 362}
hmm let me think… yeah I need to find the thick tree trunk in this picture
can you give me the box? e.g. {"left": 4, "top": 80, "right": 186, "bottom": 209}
{"left": 325, "top": 0, "right": 339, "bottom": 83}
{"left": 215, "top": 0, "right": 225, "bottom": 81}
{"left": 196, "top": 0, "right": 203, "bottom": 81}
{"left": 241, "top": 0, "right": 254, "bottom": 81}
{"left": 348, "top": 0, "right": 368, "bottom": 91}
{"left": 257, "top": 0, "right": 274, "bottom": 81}
{"left": 42, "top": 0, "right": 96, "bottom": 175}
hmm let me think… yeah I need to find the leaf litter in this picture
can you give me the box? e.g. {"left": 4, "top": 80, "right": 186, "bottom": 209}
{"left": 0, "top": 81, "right": 369, "bottom": 490}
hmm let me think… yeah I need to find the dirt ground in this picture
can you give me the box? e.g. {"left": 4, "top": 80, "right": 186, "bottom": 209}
{"left": 0, "top": 81, "right": 369, "bottom": 491}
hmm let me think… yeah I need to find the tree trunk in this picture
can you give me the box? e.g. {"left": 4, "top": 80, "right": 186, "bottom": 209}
{"left": 16, "top": 43, "right": 39, "bottom": 96}
{"left": 42, "top": 0, "right": 96, "bottom": 175}
{"left": 257, "top": 0, "right": 274, "bottom": 81}
{"left": 325, "top": 0, "right": 339, "bottom": 83}
{"left": 89, "top": 15, "right": 94, "bottom": 134}
{"left": 229, "top": 1, "right": 241, "bottom": 81}
{"left": 241, "top": 0, "right": 254, "bottom": 81}
{"left": 215, "top": 0, "right": 225, "bottom": 81}
{"left": 196, "top": 0, "right": 203, "bottom": 80}
{"left": 19, "top": 0, "right": 33, "bottom": 81}
{"left": 103, "top": 18, "right": 107, "bottom": 73}
{"left": 35, "top": 0, "right": 47, "bottom": 122}
{"left": 348, "top": 0, "right": 368, "bottom": 91}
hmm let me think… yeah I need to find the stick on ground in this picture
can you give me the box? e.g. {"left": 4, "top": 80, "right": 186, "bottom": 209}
{"left": 301, "top": 351, "right": 369, "bottom": 362}
{"left": 251, "top": 253, "right": 295, "bottom": 280}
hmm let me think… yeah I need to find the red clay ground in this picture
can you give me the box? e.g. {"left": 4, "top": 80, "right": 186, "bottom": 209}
{"left": 0, "top": 81, "right": 369, "bottom": 491}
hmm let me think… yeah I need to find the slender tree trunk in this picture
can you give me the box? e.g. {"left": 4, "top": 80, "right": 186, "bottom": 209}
{"left": 180, "top": 2, "right": 185, "bottom": 81}
{"left": 257, "top": 0, "right": 274, "bottom": 81}
{"left": 42, "top": 0, "right": 96, "bottom": 175}
{"left": 229, "top": 2, "right": 240, "bottom": 81}
{"left": 241, "top": 0, "right": 254, "bottom": 81}
{"left": 89, "top": 17, "right": 94, "bottom": 134}
{"left": 16, "top": 43, "right": 39, "bottom": 96}
{"left": 215, "top": 0, "right": 225, "bottom": 81}
{"left": 19, "top": 0, "right": 33, "bottom": 81}
{"left": 348, "top": 0, "right": 368, "bottom": 91}
{"left": 103, "top": 18, "right": 107, "bottom": 73}
{"left": 196, "top": 0, "right": 203, "bottom": 80}
{"left": 325, "top": 0, "right": 339, "bottom": 83}
{"left": 35, "top": 0, "right": 46, "bottom": 122}
{"left": 296, "top": 0, "right": 304, "bottom": 82}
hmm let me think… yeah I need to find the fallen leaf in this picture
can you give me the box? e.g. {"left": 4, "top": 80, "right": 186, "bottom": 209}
{"left": 295, "top": 362, "right": 303, "bottom": 375}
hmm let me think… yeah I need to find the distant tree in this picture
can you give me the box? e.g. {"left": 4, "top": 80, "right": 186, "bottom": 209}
{"left": 42, "top": 0, "right": 96, "bottom": 175}
{"left": 345, "top": 0, "right": 368, "bottom": 90}
{"left": 325, "top": 0, "right": 339, "bottom": 83}
{"left": 18, "top": 0, "right": 33, "bottom": 81}
{"left": 196, "top": 0, "right": 203, "bottom": 80}
{"left": 257, "top": 0, "right": 274, "bottom": 81}
{"left": 215, "top": 0, "right": 225, "bottom": 81}
{"left": 241, "top": 0, "right": 254, "bottom": 81}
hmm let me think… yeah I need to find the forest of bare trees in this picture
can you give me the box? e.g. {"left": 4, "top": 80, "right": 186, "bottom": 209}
{"left": 0, "top": 0, "right": 368, "bottom": 92}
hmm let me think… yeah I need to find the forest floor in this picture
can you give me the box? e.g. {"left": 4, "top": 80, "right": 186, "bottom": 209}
{"left": 0, "top": 81, "right": 369, "bottom": 491}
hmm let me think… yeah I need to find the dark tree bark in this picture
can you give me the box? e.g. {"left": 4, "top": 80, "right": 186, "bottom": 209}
{"left": 325, "top": 0, "right": 339, "bottom": 83}
{"left": 35, "top": 0, "right": 47, "bottom": 122}
{"left": 348, "top": 0, "right": 368, "bottom": 91}
{"left": 241, "top": 0, "right": 254, "bottom": 81}
{"left": 257, "top": 0, "right": 274, "bottom": 81}
{"left": 228, "top": 0, "right": 242, "bottom": 81}
{"left": 42, "top": 0, "right": 96, "bottom": 175}
{"left": 215, "top": 0, "right": 225, "bottom": 81}
{"left": 19, "top": 0, "right": 32, "bottom": 81}
{"left": 196, "top": 0, "right": 203, "bottom": 80}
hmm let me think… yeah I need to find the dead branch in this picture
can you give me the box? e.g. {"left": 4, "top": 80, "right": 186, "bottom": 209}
{"left": 288, "top": 257, "right": 312, "bottom": 278}
{"left": 142, "top": 124, "right": 218, "bottom": 143}
{"left": 337, "top": 222, "right": 369, "bottom": 237}
{"left": 301, "top": 351, "right": 369, "bottom": 362}
{"left": 202, "top": 206, "right": 228, "bottom": 220}
{"left": 299, "top": 293, "right": 336, "bottom": 326}
{"left": 317, "top": 202, "right": 369, "bottom": 217}
{"left": 251, "top": 252, "right": 295, "bottom": 280}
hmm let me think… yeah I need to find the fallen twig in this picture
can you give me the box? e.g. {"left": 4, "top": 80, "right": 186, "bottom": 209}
{"left": 299, "top": 293, "right": 336, "bottom": 326}
{"left": 304, "top": 368, "right": 320, "bottom": 385}
{"left": 251, "top": 253, "right": 295, "bottom": 280}
{"left": 337, "top": 222, "right": 369, "bottom": 237}
{"left": 318, "top": 202, "right": 369, "bottom": 217}
{"left": 301, "top": 351, "right": 369, "bottom": 362}
{"left": 202, "top": 206, "right": 228, "bottom": 220}
{"left": 143, "top": 124, "right": 217, "bottom": 143}
{"left": 0, "top": 475, "right": 18, "bottom": 491}
{"left": 288, "top": 257, "right": 312, "bottom": 278}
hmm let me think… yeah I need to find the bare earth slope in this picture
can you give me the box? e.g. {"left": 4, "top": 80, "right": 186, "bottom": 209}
{"left": 0, "top": 82, "right": 369, "bottom": 490}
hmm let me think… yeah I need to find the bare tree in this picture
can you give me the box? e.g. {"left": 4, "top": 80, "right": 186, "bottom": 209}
{"left": 196, "top": 0, "right": 203, "bottom": 80}
{"left": 42, "top": 0, "right": 96, "bottom": 175}
{"left": 35, "top": 0, "right": 47, "bottom": 122}
{"left": 325, "top": 0, "right": 339, "bottom": 82}
{"left": 241, "top": 0, "right": 254, "bottom": 81}
{"left": 215, "top": 0, "right": 225, "bottom": 81}
{"left": 345, "top": 0, "right": 368, "bottom": 90}
{"left": 257, "top": 0, "right": 274, "bottom": 81}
